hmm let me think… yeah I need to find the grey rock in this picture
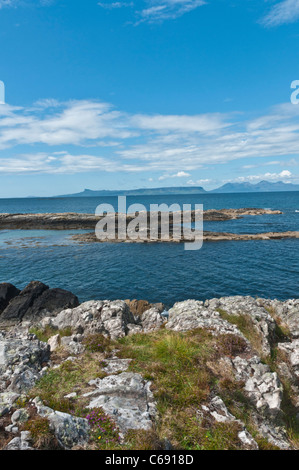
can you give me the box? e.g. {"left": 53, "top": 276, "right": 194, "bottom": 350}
{"left": 0, "top": 331, "right": 50, "bottom": 393}
{"left": 141, "top": 308, "right": 165, "bottom": 332}
{"left": 258, "top": 298, "right": 299, "bottom": 339}
{"left": 102, "top": 357, "right": 132, "bottom": 374}
{"left": 0, "top": 392, "right": 20, "bottom": 417}
{"left": 50, "top": 300, "right": 136, "bottom": 340}
{"left": 166, "top": 300, "right": 244, "bottom": 337}
{"left": 47, "top": 334, "right": 61, "bottom": 352}
{"left": 34, "top": 401, "right": 90, "bottom": 450}
{"left": 232, "top": 356, "right": 283, "bottom": 419}
{"left": 11, "top": 408, "right": 30, "bottom": 425}
{"left": 206, "top": 296, "right": 276, "bottom": 356}
{"left": 201, "top": 396, "right": 259, "bottom": 450}
{"left": 85, "top": 372, "right": 156, "bottom": 433}
{"left": 4, "top": 431, "right": 34, "bottom": 450}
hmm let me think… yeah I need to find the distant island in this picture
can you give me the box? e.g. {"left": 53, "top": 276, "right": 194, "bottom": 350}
{"left": 56, "top": 180, "right": 299, "bottom": 197}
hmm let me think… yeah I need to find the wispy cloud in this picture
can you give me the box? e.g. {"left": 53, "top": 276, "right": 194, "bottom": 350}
{"left": 97, "top": 0, "right": 206, "bottom": 23}
{"left": 261, "top": 0, "right": 299, "bottom": 27}
{"left": 0, "top": 0, "right": 14, "bottom": 7}
{"left": 0, "top": 99, "right": 299, "bottom": 180}
{"left": 228, "top": 170, "right": 294, "bottom": 184}
{"left": 97, "top": 1, "right": 133, "bottom": 9}
{"left": 138, "top": 0, "right": 206, "bottom": 23}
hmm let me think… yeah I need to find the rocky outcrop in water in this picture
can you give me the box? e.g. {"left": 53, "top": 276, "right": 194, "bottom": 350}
{"left": 0, "top": 208, "right": 282, "bottom": 230}
{"left": 72, "top": 230, "right": 299, "bottom": 244}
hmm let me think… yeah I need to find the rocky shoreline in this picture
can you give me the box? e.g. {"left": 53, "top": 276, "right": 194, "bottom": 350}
{"left": 71, "top": 230, "right": 299, "bottom": 244}
{"left": 0, "top": 208, "right": 282, "bottom": 230}
{"left": 0, "top": 281, "right": 298, "bottom": 450}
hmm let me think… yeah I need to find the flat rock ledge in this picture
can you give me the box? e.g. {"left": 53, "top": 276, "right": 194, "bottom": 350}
{"left": 0, "top": 208, "right": 282, "bottom": 230}
{"left": 71, "top": 230, "right": 299, "bottom": 244}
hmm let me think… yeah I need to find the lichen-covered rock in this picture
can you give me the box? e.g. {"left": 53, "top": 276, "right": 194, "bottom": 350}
{"left": 140, "top": 307, "right": 165, "bottom": 332}
{"left": 201, "top": 396, "right": 259, "bottom": 450}
{"left": 231, "top": 356, "right": 283, "bottom": 419}
{"left": 0, "top": 331, "right": 50, "bottom": 393}
{"left": 206, "top": 296, "right": 276, "bottom": 356}
{"left": 166, "top": 300, "right": 244, "bottom": 338}
{"left": 0, "top": 392, "right": 20, "bottom": 417}
{"left": 11, "top": 408, "right": 30, "bottom": 425}
{"left": 102, "top": 357, "right": 132, "bottom": 374}
{"left": 258, "top": 298, "right": 299, "bottom": 339}
{"left": 4, "top": 431, "right": 34, "bottom": 451}
{"left": 33, "top": 399, "right": 90, "bottom": 450}
{"left": 48, "top": 300, "right": 136, "bottom": 339}
{"left": 84, "top": 372, "right": 156, "bottom": 433}
{"left": 47, "top": 334, "right": 61, "bottom": 352}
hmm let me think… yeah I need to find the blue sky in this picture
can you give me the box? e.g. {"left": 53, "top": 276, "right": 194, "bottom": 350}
{"left": 0, "top": 0, "right": 299, "bottom": 197}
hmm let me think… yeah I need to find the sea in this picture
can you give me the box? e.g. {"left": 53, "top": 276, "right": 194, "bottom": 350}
{"left": 0, "top": 191, "right": 298, "bottom": 306}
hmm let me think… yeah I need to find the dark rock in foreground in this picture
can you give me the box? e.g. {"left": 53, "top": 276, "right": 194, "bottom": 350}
{"left": 0, "top": 284, "right": 20, "bottom": 314}
{"left": 0, "top": 281, "right": 79, "bottom": 324}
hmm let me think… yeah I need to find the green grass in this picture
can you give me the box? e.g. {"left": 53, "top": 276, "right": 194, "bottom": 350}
{"left": 29, "top": 352, "right": 107, "bottom": 413}
{"left": 26, "top": 326, "right": 293, "bottom": 450}
{"left": 29, "top": 325, "right": 72, "bottom": 343}
{"left": 217, "top": 308, "right": 264, "bottom": 355}
{"left": 116, "top": 329, "right": 246, "bottom": 450}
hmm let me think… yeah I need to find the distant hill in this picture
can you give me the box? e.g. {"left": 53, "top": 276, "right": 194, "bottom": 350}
{"left": 211, "top": 180, "right": 299, "bottom": 193}
{"left": 58, "top": 187, "right": 207, "bottom": 197}
{"left": 55, "top": 180, "right": 299, "bottom": 198}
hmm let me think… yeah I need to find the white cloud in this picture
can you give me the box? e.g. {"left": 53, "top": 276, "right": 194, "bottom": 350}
{"left": 98, "top": 2, "right": 133, "bottom": 9}
{"left": 97, "top": 0, "right": 206, "bottom": 23}
{"left": 261, "top": 0, "right": 299, "bottom": 27}
{"left": 0, "top": 0, "right": 54, "bottom": 8}
{"left": 231, "top": 170, "right": 294, "bottom": 184}
{"left": 0, "top": 99, "right": 299, "bottom": 179}
{"left": 158, "top": 170, "right": 191, "bottom": 180}
{"left": 138, "top": 0, "right": 206, "bottom": 23}
{"left": 0, "top": 0, "right": 14, "bottom": 8}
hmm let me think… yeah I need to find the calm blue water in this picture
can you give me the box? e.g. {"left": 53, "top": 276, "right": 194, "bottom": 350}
{"left": 0, "top": 192, "right": 298, "bottom": 305}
